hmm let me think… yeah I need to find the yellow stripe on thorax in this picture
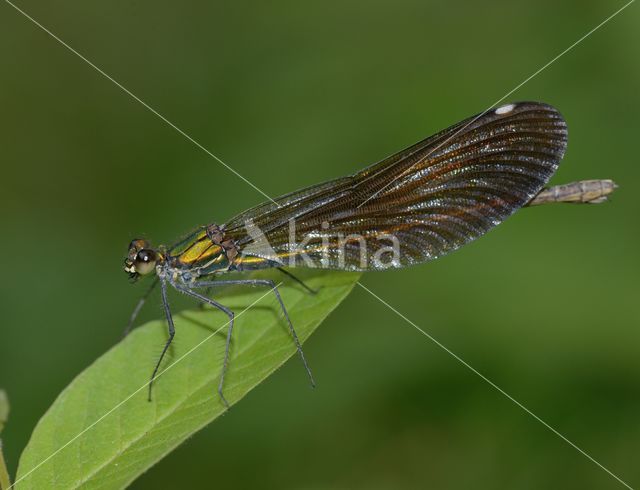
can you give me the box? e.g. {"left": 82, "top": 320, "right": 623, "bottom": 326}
{"left": 177, "top": 236, "right": 223, "bottom": 266}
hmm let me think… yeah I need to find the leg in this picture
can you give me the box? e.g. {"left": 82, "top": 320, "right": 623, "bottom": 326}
{"left": 172, "top": 283, "right": 235, "bottom": 408}
{"left": 198, "top": 286, "right": 213, "bottom": 310}
{"left": 123, "top": 277, "right": 158, "bottom": 338}
{"left": 277, "top": 267, "right": 318, "bottom": 295}
{"left": 190, "top": 279, "right": 316, "bottom": 388}
{"left": 148, "top": 279, "right": 175, "bottom": 402}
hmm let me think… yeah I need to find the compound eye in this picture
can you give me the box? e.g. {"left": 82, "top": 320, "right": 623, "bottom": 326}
{"left": 127, "top": 238, "right": 149, "bottom": 261}
{"left": 136, "top": 249, "right": 153, "bottom": 262}
{"left": 135, "top": 249, "right": 157, "bottom": 275}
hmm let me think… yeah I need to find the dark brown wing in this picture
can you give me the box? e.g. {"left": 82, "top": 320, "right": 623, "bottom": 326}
{"left": 224, "top": 102, "right": 567, "bottom": 271}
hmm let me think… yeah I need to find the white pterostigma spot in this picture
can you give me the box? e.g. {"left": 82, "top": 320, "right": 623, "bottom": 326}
{"left": 495, "top": 104, "right": 516, "bottom": 115}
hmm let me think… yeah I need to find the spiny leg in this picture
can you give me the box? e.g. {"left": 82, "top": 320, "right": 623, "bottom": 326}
{"left": 277, "top": 267, "right": 318, "bottom": 295}
{"left": 172, "top": 283, "right": 235, "bottom": 408}
{"left": 148, "top": 279, "right": 175, "bottom": 401}
{"left": 198, "top": 286, "right": 213, "bottom": 310}
{"left": 190, "top": 279, "right": 316, "bottom": 388}
{"left": 123, "top": 277, "right": 159, "bottom": 338}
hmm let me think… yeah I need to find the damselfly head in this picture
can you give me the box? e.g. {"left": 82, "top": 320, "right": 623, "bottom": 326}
{"left": 124, "top": 239, "right": 160, "bottom": 279}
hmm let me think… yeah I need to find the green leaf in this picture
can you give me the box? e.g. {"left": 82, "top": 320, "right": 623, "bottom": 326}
{"left": 0, "top": 389, "right": 11, "bottom": 490}
{"left": 16, "top": 270, "right": 360, "bottom": 489}
{"left": 0, "top": 391, "right": 8, "bottom": 436}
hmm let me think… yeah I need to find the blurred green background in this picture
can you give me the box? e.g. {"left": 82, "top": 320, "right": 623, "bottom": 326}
{"left": 1, "top": 1, "right": 639, "bottom": 488}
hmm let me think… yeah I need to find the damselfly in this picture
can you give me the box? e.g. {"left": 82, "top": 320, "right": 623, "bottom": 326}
{"left": 123, "top": 102, "right": 608, "bottom": 407}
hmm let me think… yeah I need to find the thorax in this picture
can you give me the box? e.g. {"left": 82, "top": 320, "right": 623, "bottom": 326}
{"left": 165, "top": 224, "right": 239, "bottom": 282}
